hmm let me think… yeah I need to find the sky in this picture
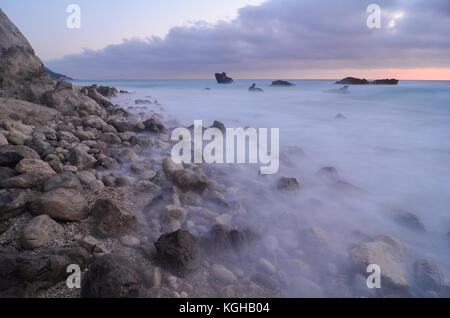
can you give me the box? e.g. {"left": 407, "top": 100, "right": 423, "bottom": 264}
{"left": 1, "top": 0, "right": 450, "bottom": 80}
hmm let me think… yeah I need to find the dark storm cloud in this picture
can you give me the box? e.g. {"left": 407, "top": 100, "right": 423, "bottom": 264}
{"left": 46, "top": 0, "right": 450, "bottom": 79}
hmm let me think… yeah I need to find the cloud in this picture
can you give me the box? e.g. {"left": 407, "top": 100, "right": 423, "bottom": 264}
{"left": 46, "top": 0, "right": 450, "bottom": 79}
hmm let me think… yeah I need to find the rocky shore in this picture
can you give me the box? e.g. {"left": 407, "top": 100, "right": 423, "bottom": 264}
{"left": 1, "top": 9, "right": 449, "bottom": 298}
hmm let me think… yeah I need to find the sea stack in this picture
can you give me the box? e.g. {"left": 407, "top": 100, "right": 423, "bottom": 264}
{"left": 215, "top": 72, "right": 234, "bottom": 84}
{"left": 335, "top": 77, "right": 398, "bottom": 85}
{"left": 271, "top": 80, "right": 296, "bottom": 87}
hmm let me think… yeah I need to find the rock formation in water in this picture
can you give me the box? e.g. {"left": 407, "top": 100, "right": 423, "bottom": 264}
{"left": 249, "top": 83, "right": 264, "bottom": 92}
{"left": 215, "top": 72, "right": 234, "bottom": 84}
{"left": 335, "top": 77, "right": 398, "bottom": 85}
{"left": 271, "top": 80, "right": 296, "bottom": 87}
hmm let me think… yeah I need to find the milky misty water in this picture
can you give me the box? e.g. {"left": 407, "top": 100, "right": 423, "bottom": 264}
{"left": 73, "top": 79, "right": 450, "bottom": 296}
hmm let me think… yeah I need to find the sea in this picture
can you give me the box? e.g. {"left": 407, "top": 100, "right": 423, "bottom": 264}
{"left": 72, "top": 79, "right": 450, "bottom": 296}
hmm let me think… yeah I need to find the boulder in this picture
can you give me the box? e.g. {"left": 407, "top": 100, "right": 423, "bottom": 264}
{"left": 215, "top": 72, "right": 233, "bottom": 84}
{"left": 6, "top": 131, "right": 29, "bottom": 145}
{"left": 0, "top": 248, "right": 90, "bottom": 295}
{"left": 91, "top": 199, "right": 137, "bottom": 238}
{"left": 67, "top": 145, "right": 97, "bottom": 170}
{"left": 28, "top": 188, "right": 88, "bottom": 221}
{"left": 81, "top": 254, "right": 141, "bottom": 298}
{"left": 43, "top": 172, "right": 81, "bottom": 192}
{"left": 154, "top": 230, "right": 199, "bottom": 273}
{"left": 15, "top": 158, "right": 55, "bottom": 177}
{"left": 271, "top": 80, "right": 296, "bottom": 87}
{"left": 249, "top": 83, "right": 264, "bottom": 92}
{"left": 0, "top": 188, "right": 28, "bottom": 221}
{"left": 161, "top": 205, "right": 187, "bottom": 223}
{"left": 21, "top": 215, "right": 65, "bottom": 250}
{"left": 335, "top": 77, "right": 369, "bottom": 85}
{"left": 392, "top": 208, "right": 425, "bottom": 231}
{"left": 162, "top": 157, "right": 184, "bottom": 177}
{"left": 135, "top": 180, "right": 160, "bottom": 193}
{"left": 0, "top": 145, "right": 40, "bottom": 168}
{"left": 142, "top": 115, "right": 166, "bottom": 133}
{"left": 350, "top": 235, "right": 409, "bottom": 290}
{"left": 210, "top": 264, "right": 237, "bottom": 284}
{"left": 172, "top": 168, "right": 210, "bottom": 191}
{"left": 277, "top": 177, "right": 301, "bottom": 191}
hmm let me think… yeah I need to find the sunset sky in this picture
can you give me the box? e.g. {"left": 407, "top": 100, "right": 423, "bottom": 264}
{"left": 2, "top": 0, "right": 450, "bottom": 80}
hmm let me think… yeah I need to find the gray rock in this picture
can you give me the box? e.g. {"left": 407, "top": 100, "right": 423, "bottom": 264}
{"left": 0, "top": 188, "right": 28, "bottom": 221}
{"left": 142, "top": 115, "right": 166, "bottom": 133}
{"left": 91, "top": 199, "right": 137, "bottom": 238}
{"left": 135, "top": 180, "right": 160, "bottom": 193}
{"left": 172, "top": 168, "right": 210, "bottom": 191}
{"left": 81, "top": 254, "right": 141, "bottom": 298}
{"left": 350, "top": 235, "right": 409, "bottom": 289}
{"left": 162, "top": 157, "right": 184, "bottom": 177}
{"left": 21, "top": 215, "right": 65, "bottom": 249}
{"left": 28, "top": 188, "right": 88, "bottom": 221}
{"left": 0, "top": 167, "right": 16, "bottom": 180}
{"left": 67, "top": 145, "right": 96, "bottom": 170}
{"left": 6, "top": 131, "right": 29, "bottom": 145}
{"left": 76, "top": 170, "right": 97, "bottom": 185}
{"left": 43, "top": 172, "right": 81, "bottom": 192}
{"left": 210, "top": 264, "right": 237, "bottom": 284}
{"left": 0, "top": 134, "right": 7, "bottom": 147}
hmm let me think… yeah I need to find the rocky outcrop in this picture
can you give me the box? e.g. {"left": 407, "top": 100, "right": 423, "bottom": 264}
{"left": 0, "top": 9, "right": 54, "bottom": 103}
{"left": 335, "top": 77, "right": 398, "bottom": 85}
{"left": 215, "top": 72, "right": 233, "bottom": 84}
{"left": 249, "top": 83, "right": 264, "bottom": 92}
{"left": 271, "top": 80, "right": 296, "bottom": 87}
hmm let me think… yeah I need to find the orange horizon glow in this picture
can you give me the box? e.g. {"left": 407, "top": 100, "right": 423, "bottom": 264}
{"left": 226, "top": 68, "right": 450, "bottom": 81}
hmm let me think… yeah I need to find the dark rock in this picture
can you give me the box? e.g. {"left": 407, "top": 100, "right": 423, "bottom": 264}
{"left": 155, "top": 230, "right": 199, "bottom": 273}
{"left": 0, "top": 145, "right": 40, "bottom": 168}
{"left": 91, "top": 199, "right": 137, "bottom": 238}
{"left": 271, "top": 80, "right": 296, "bottom": 87}
{"left": 206, "top": 224, "right": 256, "bottom": 254}
{"left": 109, "top": 118, "right": 136, "bottom": 133}
{"left": 81, "top": 254, "right": 141, "bottom": 298}
{"left": 249, "top": 83, "right": 264, "bottom": 92}
{"left": 210, "top": 120, "right": 226, "bottom": 134}
{"left": 335, "top": 77, "right": 369, "bottom": 85}
{"left": 135, "top": 99, "right": 151, "bottom": 105}
{"left": 142, "top": 115, "right": 166, "bottom": 133}
{"left": 277, "top": 177, "right": 301, "bottom": 191}
{"left": 0, "top": 248, "right": 90, "bottom": 295}
{"left": 371, "top": 79, "right": 399, "bottom": 85}
{"left": 20, "top": 215, "right": 65, "bottom": 250}
{"left": 0, "top": 189, "right": 28, "bottom": 221}
{"left": 96, "top": 86, "right": 118, "bottom": 98}
{"left": 0, "top": 167, "right": 17, "bottom": 180}
{"left": 119, "top": 90, "right": 130, "bottom": 94}
{"left": 215, "top": 72, "right": 233, "bottom": 84}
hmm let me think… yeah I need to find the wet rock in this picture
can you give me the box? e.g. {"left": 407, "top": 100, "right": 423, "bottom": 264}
{"left": 206, "top": 224, "right": 256, "bottom": 254}
{"left": 28, "top": 188, "right": 88, "bottom": 222}
{"left": 0, "top": 189, "right": 28, "bottom": 221}
{"left": 21, "top": 215, "right": 64, "bottom": 250}
{"left": 172, "top": 168, "right": 210, "bottom": 191}
{"left": 155, "top": 230, "right": 199, "bottom": 274}
{"left": 67, "top": 145, "right": 96, "bottom": 170}
{"left": 413, "top": 259, "right": 446, "bottom": 293}
{"left": 210, "top": 264, "right": 237, "bottom": 284}
{"left": 162, "top": 157, "right": 184, "bottom": 177}
{"left": 91, "top": 199, "right": 137, "bottom": 238}
{"left": 0, "top": 145, "right": 40, "bottom": 168}
{"left": 392, "top": 208, "right": 425, "bottom": 231}
{"left": 43, "top": 172, "right": 81, "bottom": 192}
{"left": 277, "top": 177, "right": 301, "bottom": 191}
{"left": 350, "top": 235, "right": 409, "bottom": 290}
{"left": 135, "top": 180, "right": 160, "bottom": 193}
{"left": 142, "top": 115, "right": 166, "bottom": 133}
{"left": 81, "top": 254, "right": 141, "bottom": 298}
